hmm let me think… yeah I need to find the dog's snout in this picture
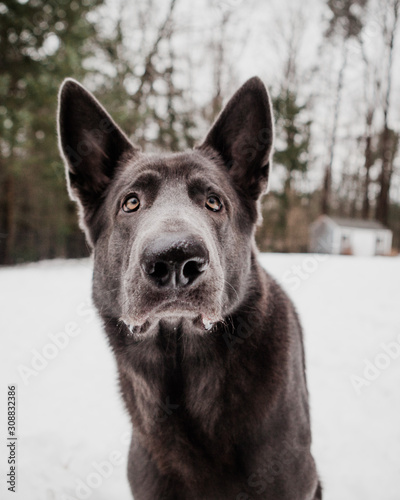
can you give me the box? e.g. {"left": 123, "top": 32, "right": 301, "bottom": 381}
{"left": 141, "top": 233, "right": 209, "bottom": 288}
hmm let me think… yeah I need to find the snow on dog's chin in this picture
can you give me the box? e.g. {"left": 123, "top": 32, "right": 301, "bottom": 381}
{"left": 121, "top": 307, "right": 221, "bottom": 338}
{"left": 120, "top": 292, "right": 223, "bottom": 337}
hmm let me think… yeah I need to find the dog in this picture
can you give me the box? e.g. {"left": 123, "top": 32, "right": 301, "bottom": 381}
{"left": 58, "top": 76, "right": 321, "bottom": 499}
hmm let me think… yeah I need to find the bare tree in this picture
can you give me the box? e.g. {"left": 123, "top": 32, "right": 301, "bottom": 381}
{"left": 210, "top": 10, "right": 232, "bottom": 119}
{"left": 320, "top": 0, "right": 369, "bottom": 214}
{"left": 356, "top": 12, "right": 381, "bottom": 219}
{"left": 375, "top": 0, "right": 400, "bottom": 225}
{"left": 321, "top": 40, "right": 348, "bottom": 215}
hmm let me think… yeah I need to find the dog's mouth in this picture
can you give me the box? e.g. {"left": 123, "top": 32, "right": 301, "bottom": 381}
{"left": 122, "top": 314, "right": 216, "bottom": 336}
{"left": 121, "top": 299, "right": 220, "bottom": 336}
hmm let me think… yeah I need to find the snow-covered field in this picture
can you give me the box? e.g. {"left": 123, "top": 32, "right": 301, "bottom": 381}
{"left": 1, "top": 254, "right": 399, "bottom": 500}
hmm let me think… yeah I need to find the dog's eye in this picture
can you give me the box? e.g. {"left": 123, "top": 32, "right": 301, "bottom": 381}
{"left": 205, "top": 195, "right": 222, "bottom": 212}
{"left": 122, "top": 195, "right": 140, "bottom": 213}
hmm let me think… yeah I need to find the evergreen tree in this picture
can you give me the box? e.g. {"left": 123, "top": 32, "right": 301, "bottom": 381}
{"left": 0, "top": 0, "right": 103, "bottom": 263}
{"left": 258, "top": 89, "right": 310, "bottom": 251}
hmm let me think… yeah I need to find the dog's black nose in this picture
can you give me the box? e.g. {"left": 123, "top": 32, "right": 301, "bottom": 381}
{"left": 141, "top": 233, "right": 209, "bottom": 288}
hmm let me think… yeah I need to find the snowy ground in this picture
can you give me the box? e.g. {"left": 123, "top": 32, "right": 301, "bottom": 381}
{"left": 0, "top": 254, "right": 399, "bottom": 500}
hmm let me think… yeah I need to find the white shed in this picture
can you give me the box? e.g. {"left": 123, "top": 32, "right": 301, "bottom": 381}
{"left": 309, "top": 216, "right": 392, "bottom": 257}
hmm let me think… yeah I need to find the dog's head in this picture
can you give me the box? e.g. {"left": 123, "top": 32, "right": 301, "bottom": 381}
{"left": 58, "top": 77, "right": 273, "bottom": 337}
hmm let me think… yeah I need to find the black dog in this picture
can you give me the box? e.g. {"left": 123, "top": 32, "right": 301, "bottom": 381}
{"left": 58, "top": 77, "right": 321, "bottom": 499}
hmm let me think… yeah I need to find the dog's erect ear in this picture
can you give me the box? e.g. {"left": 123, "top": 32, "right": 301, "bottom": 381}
{"left": 198, "top": 77, "right": 273, "bottom": 199}
{"left": 58, "top": 79, "right": 138, "bottom": 234}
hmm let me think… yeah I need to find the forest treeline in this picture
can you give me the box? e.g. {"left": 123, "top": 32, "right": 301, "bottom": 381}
{"left": 1, "top": 0, "right": 399, "bottom": 264}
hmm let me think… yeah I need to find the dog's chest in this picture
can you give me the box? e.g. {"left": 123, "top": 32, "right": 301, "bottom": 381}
{"left": 124, "top": 328, "right": 247, "bottom": 462}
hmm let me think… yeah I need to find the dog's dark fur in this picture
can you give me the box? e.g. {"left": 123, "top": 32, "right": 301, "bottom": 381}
{"left": 58, "top": 76, "right": 321, "bottom": 500}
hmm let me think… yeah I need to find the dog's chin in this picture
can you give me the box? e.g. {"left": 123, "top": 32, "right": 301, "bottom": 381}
{"left": 121, "top": 304, "right": 221, "bottom": 338}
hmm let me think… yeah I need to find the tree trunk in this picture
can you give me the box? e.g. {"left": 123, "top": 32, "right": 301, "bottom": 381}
{"left": 375, "top": 127, "right": 395, "bottom": 225}
{"left": 375, "top": 0, "right": 399, "bottom": 225}
{"left": 361, "top": 133, "right": 373, "bottom": 219}
{"left": 321, "top": 42, "right": 348, "bottom": 214}
{"left": 321, "top": 168, "right": 331, "bottom": 215}
{"left": 3, "top": 173, "right": 16, "bottom": 265}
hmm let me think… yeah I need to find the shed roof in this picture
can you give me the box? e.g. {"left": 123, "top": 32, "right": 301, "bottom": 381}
{"left": 329, "top": 216, "right": 389, "bottom": 230}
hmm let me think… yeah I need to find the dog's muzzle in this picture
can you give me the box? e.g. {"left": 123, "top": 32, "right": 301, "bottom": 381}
{"left": 121, "top": 231, "right": 222, "bottom": 335}
{"left": 140, "top": 232, "right": 209, "bottom": 289}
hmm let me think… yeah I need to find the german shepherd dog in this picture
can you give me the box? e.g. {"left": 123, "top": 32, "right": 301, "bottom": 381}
{"left": 58, "top": 77, "right": 321, "bottom": 499}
